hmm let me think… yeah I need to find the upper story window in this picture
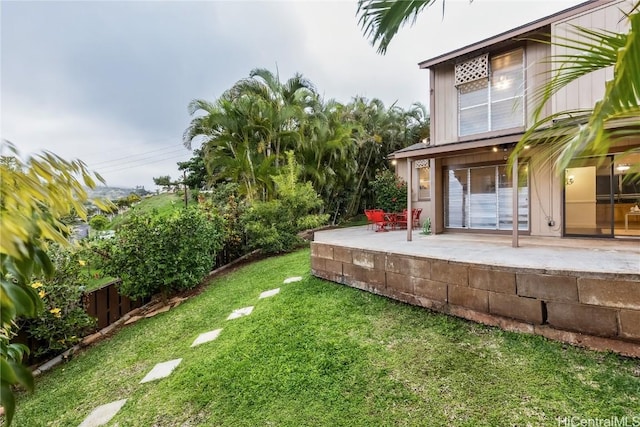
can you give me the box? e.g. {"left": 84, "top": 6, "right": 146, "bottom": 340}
{"left": 457, "top": 49, "right": 524, "bottom": 137}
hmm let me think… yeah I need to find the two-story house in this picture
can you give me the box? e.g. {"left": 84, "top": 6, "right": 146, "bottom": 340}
{"left": 391, "top": 0, "right": 639, "bottom": 239}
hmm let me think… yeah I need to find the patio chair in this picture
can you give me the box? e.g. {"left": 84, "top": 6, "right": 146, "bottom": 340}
{"left": 370, "top": 210, "right": 389, "bottom": 232}
{"left": 364, "top": 209, "right": 375, "bottom": 230}
{"left": 412, "top": 208, "right": 423, "bottom": 230}
{"left": 394, "top": 210, "right": 408, "bottom": 229}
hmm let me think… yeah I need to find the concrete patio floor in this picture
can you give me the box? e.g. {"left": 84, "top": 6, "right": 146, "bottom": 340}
{"left": 314, "top": 227, "right": 640, "bottom": 277}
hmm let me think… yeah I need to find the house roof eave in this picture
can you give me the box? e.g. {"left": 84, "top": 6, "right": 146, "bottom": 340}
{"left": 417, "top": 0, "right": 613, "bottom": 69}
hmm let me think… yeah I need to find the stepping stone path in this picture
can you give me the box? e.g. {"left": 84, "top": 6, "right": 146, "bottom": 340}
{"left": 259, "top": 288, "right": 280, "bottom": 299}
{"left": 191, "top": 328, "right": 222, "bottom": 347}
{"left": 78, "top": 399, "right": 127, "bottom": 427}
{"left": 140, "top": 358, "right": 183, "bottom": 384}
{"left": 226, "top": 306, "right": 254, "bottom": 320}
{"left": 78, "top": 275, "right": 298, "bottom": 426}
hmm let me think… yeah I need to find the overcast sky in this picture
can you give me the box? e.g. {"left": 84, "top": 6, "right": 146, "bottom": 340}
{"left": 1, "top": 0, "right": 585, "bottom": 190}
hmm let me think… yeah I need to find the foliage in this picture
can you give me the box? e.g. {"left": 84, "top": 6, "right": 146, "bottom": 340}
{"left": 514, "top": 7, "right": 640, "bottom": 176}
{"left": 19, "top": 245, "right": 96, "bottom": 360}
{"left": 242, "top": 152, "right": 329, "bottom": 253}
{"left": 109, "top": 193, "right": 185, "bottom": 230}
{"left": 89, "top": 214, "right": 109, "bottom": 231}
{"left": 421, "top": 217, "right": 432, "bottom": 235}
{"left": 357, "top": 0, "right": 445, "bottom": 54}
{"left": 104, "top": 207, "right": 224, "bottom": 301}
{"left": 219, "top": 194, "right": 248, "bottom": 261}
{"left": 10, "top": 250, "right": 640, "bottom": 426}
{"left": 0, "top": 140, "right": 107, "bottom": 425}
{"left": 177, "top": 147, "right": 209, "bottom": 190}
{"left": 184, "top": 68, "right": 428, "bottom": 219}
{"left": 370, "top": 169, "right": 407, "bottom": 213}
{"left": 152, "top": 175, "right": 174, "bottom": 191}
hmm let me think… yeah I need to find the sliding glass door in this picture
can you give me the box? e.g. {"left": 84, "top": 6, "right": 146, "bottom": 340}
{"left": 445, "top": 164, "right": 528, "bottom": 231}
{"left": 565, "top": 152, "right": 640, "bottom": 237}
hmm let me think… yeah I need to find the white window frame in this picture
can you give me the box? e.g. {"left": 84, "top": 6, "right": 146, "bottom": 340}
{"left": 457, "top": 49, "right": 525, "bottom": 137}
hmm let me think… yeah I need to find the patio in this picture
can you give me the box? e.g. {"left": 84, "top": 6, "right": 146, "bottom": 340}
{"left": 311, "top": 227, "right": 640, "bottom": 356}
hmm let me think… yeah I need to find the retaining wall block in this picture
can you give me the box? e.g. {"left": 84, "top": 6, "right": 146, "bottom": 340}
{"left": 314, "top": 243, "right": 334, "bottom": 260}
{"left": 333, "top": 247, "right": 353, "bottom": 264}
{"left": 343, "top": 263, "right": 385, "bottom": 288}
{"left": 385, "top": 255, "right": 431, "bottom": 279}
{"left": 325, "top": 259, "right": 343, "bottom": 276}
{"left": 517, "top": 273, "right": 578, "bottom": 302}
{"left": 311, "top": 257, "right": 326, "bottom": 272}
{"left": 352, "top": 250, "right": 376, "bottom": 269}
{"left": 619, "top": 309, "right": 640, "bottom": 341}
{"left": 414, "top": 277, "right": 448, "bottom": 302}
{"left": 547, "top": 302, "right": 618, "bottom": 337}
{"left": 489, "top": 292, "right": 544, "bottom": 324}
{"left": 469, "top": 267, "right": 516, "bottom": 294}
{"left": 578, "top": 278, "right": 640, "bottom": 311}
{"left": 386, "top": 271, "right": 414, "bottom": 294}
{"left": 415, "top": 296, "right": 447, "bottom": 312}
{"left": 449, "top": 285, "right": 488, "bottom": 313}
{"left": 431, "top": 261, "right": 468, "bottom": 286}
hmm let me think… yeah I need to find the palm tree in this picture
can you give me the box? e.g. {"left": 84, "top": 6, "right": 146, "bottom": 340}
{"left": 184, "top": 95, "right": 275, "bottom": 201}
{"left": 298, "top": 99, "right": 358, "bottom": 221}
{"left": 229, "top": 68, "right": 318, "bottom": 169}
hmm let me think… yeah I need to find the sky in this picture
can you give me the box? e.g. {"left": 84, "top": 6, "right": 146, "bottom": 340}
{"left": 1, "top": 0, "right": 585, "bottom": 190}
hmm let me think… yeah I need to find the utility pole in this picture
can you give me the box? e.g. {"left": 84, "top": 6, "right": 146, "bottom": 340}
{"left": 183, "top": 171, "right": 188, "bottom": 208}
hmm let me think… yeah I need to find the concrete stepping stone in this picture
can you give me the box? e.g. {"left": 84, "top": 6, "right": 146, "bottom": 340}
{"left": 259, "top": 288, "right": 280, "bottom": 299}
{"left": 227, "top": 306, "right": 254, "bottom": 320}
{"left": 191, "top": 328, "right": 222, "bottom": 347}
{"left": 283, "top": 276, "right": 302, "bottom": 284}
{"left": 78, "top": 399, "right": 127, "bottom": 427}
{"left": 140, "top": 358, "right": 182, "bottom": 384}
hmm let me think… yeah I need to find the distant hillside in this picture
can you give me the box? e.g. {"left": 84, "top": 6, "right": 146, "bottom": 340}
{"left": 88, "top": 186, "right": 152, "bottom": 200}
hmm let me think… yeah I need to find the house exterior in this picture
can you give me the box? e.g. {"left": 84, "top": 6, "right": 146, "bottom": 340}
{"left": 391, "top": 0, "right": 640, "bottom": 239}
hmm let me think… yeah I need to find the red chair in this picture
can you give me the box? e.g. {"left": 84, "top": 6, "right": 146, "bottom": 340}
{"left": 412, "top": 208, "right": 423, "bottom": 229}
{"left": 394, "top": 210, "right": 408, "bottom": 229}
{"left": 371, "top": 210, "right": 389, "bottom": 232}
{"left": 364, "top": 209, "right": 375, "bottom": 230}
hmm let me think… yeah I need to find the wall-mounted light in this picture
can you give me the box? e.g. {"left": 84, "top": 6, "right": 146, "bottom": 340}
{"left": 524, "top": 145, "right": 531, "bottom": 150}
{"left": 616, "top": 164, "right": 630, "bottom": 172}
{"left": 566, "top": 174, "right": 575, "bottom": 185}
{"left": 492, "top": 146, "right": 498, "bottom": 152}
{"left": 391, "top": 159, "right": 397, "bottom": 166}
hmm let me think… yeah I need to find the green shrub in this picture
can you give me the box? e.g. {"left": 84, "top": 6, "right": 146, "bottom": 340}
{"left": 242, "top": 152, "right": 328, "bottom": 254}
{"left": 370, "top": 169, "right": 407, "bottom": 212}
{"left": 104, "top": 207, "right": 224, "bottom": 301}
{"left": 89, "top": 214, "right": 109, "bottom": 231}
{"left": 19, "top": 245, "right": 96, "bottom": 360}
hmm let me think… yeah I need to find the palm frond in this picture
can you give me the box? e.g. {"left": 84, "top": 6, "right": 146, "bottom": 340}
{"left": 357, "top": 0, "right": 439, "bottom": 54}
{"left": 515, "top": 7, "right": 640, "bottom": 176}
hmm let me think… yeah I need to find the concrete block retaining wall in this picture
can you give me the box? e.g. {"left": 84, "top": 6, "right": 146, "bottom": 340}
{"left": 310, "top": 242, "right": 640, "bottom": 357}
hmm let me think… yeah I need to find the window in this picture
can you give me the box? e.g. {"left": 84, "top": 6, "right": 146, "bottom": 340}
{"left": 458, "top": 49, "right": 524, "bottom": 137}
{"left": 418, "top": 167, "right": 431, "bottom": 200}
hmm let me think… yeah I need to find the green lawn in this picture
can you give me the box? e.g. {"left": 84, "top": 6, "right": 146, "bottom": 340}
{"left": 11, "top": 250, "right": 640, "bottom": 426}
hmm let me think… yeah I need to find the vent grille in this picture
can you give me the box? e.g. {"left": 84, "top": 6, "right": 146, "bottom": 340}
{"left": 454, "top": 54, "right": 489, "bottom": 86}
{"left": 415, "top": 159, "right": 430, "bottom": 169}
